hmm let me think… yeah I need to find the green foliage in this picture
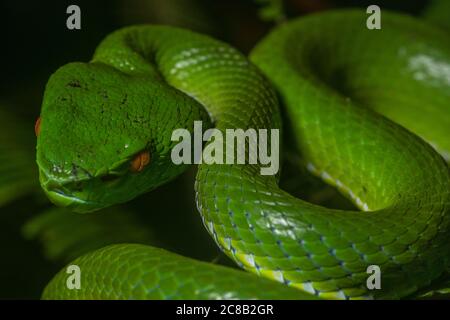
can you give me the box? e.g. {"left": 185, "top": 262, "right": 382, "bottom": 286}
{"left": 422, "top": 0, "right": 450, "bottom": 32}
{"left": 23, "top": 206, "right": 155, "bottom": 263}
{"left": 0, "top": 107, "right": 38, "bottom": 206}
{"left": 254, "top": 0, "right": 286, "bottom": 23}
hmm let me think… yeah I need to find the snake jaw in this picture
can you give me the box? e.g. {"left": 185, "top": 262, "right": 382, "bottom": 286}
{"left": 45, "top": 189, "right": 88, "bottom": 208}
{"left": 38, "top": 168, "right": 95, "bottom": 212}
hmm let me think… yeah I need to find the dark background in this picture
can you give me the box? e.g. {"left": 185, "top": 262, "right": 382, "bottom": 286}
{"left": 0, "top": 0, "right": 433, "bottom": 299}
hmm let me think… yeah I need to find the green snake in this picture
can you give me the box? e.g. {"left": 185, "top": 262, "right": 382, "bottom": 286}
{"left": 36, "top": 8, "right": 450, "bottom": 299}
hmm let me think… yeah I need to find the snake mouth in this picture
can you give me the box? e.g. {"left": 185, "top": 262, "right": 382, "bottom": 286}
{"left": 38, "top": 168, "right": 99, "bottom": 212}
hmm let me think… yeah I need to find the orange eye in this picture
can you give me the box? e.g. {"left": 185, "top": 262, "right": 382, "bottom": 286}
{"left": 35, "top": 117, "right": 41, "bottom": 136}
{"left": 130, "top": 151, "right": 151, "bottom": 172}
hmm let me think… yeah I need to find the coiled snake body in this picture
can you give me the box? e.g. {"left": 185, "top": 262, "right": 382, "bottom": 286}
{"left": 37, "top": 10, "right": 450, "bottom": 299}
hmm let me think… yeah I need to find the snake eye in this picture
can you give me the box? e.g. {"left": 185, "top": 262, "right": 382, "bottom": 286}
{"left": 130, "top": 151, "right": 151, "bottom": 172}
{"left": 35, "top": 117, "right": 41, "bottom": 136}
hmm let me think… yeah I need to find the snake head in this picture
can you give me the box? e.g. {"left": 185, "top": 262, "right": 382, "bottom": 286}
{"left": 36, "top": 62, "right": 210, "bottom": 213}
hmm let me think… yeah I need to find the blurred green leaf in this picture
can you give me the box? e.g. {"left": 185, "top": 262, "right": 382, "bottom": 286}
{"left": 23, "top": 206, "right": 156, "bottom": 263}
{"left": 0, "top": 106, "right": 38, "bottom": 206}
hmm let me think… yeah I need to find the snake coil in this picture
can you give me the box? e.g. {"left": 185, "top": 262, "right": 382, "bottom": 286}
{"left": 37, "top": 9, "right": 450, "bottom": 299}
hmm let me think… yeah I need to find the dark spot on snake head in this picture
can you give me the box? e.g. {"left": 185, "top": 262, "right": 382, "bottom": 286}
{"left": 67, "top": 80, "right": 81, "bottom": 88}
{"left": 99, "top": 90, "right": 108, "bottom": 99}
{"left": 121, "top": 94, "right": 128, "bottom": 105}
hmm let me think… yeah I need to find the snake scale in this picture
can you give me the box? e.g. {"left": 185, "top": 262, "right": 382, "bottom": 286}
{"left": 36, "top": 8, "right": 450, "bottom": 299}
